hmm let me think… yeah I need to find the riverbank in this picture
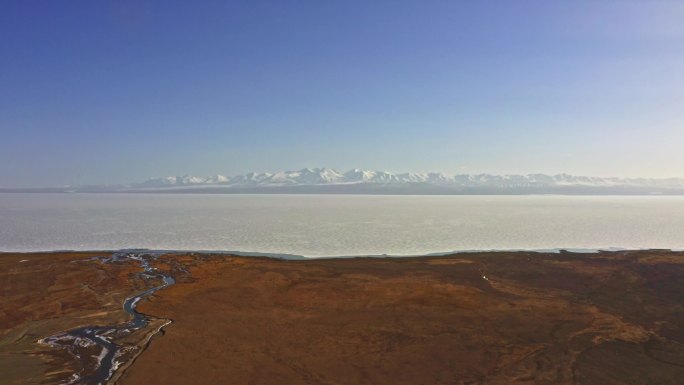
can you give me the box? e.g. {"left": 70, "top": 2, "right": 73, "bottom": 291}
{"left": 0, "top": 252, "right": 183, "bottom": 385}
{"left": 2, "top": 250, "right": 684, "bottom": 384}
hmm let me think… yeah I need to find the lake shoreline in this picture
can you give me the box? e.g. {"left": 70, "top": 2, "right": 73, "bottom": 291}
{"left": 2, "top": 246, "right": 683, "bottom": 260}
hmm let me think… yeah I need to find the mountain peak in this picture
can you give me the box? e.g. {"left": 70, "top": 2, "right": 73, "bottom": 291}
{"left": 125, "top": 169, "right": 684, "bottom": 194}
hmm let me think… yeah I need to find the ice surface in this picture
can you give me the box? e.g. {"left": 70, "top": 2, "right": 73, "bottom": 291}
{"left": 1, "top": 193, "right": 684, "bottom": 257}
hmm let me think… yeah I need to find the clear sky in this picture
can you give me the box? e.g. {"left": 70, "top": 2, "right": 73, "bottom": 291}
{"left": 1, "top": 1, "right": 683, "bottom": 187}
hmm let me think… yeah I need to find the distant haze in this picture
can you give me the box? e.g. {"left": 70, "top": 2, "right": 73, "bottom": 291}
{"left": 1, "top": 1, "right": 683, "bottom": 187}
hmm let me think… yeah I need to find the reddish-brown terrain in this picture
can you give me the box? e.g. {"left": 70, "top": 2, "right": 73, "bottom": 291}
{"left": 2, "top": 250, "right": 683, "bottom": 384}
{"left": 0, "top": 252, "right": 143, "bottom": 384}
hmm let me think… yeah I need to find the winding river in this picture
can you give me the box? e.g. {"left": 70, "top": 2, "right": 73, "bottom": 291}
{"left": 39, "top": 252, "right": 175, "bottom": 385}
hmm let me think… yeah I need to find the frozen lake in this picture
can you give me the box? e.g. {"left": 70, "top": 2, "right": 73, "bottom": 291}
{"left": 1, "top": 193, "right": 684, "bottom": 257}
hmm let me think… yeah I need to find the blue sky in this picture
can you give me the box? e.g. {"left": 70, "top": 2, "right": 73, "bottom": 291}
{"left": 1, "top": 1, "right": 683, "bottom": 186}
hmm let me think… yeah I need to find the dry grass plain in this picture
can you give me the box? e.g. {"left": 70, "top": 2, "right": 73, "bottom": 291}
{"left": 2, "top": 250, "right": 683, "bottom": 385}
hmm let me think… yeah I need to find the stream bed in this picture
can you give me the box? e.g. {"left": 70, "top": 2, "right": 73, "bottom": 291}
{"left": 38, "top": 252, "right": 175, "bottom": 385}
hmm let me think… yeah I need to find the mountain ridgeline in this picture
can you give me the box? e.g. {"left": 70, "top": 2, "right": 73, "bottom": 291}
{"left": 32, "top": 168, "right": 684, "bottom": 195}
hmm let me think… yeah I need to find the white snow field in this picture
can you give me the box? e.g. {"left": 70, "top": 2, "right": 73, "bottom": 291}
{"left": 1, "top": 193, "right": 684, "bottom": 257}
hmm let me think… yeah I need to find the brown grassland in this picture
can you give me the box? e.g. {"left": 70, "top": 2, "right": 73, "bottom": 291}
{"left": 1, "top": 250, "right": 683, "bottom": 384}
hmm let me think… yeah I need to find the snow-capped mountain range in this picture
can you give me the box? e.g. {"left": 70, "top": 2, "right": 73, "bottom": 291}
{"left": 118, "top": 168, "right": 684, "bottom": 194}
{"left": 4, "top": 168, "right": 684, "bottom": 194}
{"left": 136, "top": 168, "right": 460, "bottom": 187}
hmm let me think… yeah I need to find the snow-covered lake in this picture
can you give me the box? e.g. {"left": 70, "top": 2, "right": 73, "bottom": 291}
{"left": 1, "top": 193, "right": 684, "bottom": 257}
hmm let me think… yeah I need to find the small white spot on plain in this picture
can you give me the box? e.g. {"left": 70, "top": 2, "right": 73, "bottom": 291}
{"left": 67, "top": 373, "right": 80, "bottom": 384}
{"left": 19, "top": 259, "right": 29, "bottom": 263}
{"left": 482, "top": 275, "right": 489, "bottom": 281}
